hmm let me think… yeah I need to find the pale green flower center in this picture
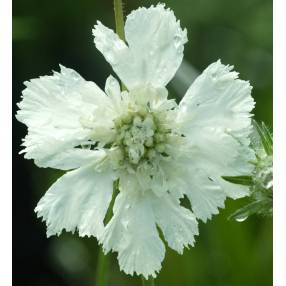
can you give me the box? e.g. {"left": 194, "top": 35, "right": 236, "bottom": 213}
{"left": 114, "top": 111, "right": 169, "bottom": 165}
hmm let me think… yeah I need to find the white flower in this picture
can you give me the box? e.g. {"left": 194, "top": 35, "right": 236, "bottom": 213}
{"left": 16, "top": 4, "right": 255, "bottom": 278}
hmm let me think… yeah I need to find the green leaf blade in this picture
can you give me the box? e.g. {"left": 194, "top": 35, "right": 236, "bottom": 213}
{"left": 222, "top": 175, "right": 253, "bottom": 186}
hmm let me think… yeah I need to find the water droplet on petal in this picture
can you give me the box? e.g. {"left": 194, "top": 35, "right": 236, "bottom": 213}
{"left": 122, "top": 219, "right": 129, "bottom": 229}
{"left": 174, "top": 33, "right": 183, "bottom": 49}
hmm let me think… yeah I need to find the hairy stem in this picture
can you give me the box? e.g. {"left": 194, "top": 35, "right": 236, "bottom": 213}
{"left": 114, "top": 0, "right": 126, "bottom": 41}
{"left": 113, "top": 0, "right": 127, "bottom": 91}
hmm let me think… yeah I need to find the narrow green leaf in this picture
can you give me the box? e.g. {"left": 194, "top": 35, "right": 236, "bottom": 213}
{"left": 222, "top": 175, "right": 253, "bottom": 186}
{"left": 228, "top": 199, "right": 272, "bottom": 221}
{"left": 253, "top": 120, "right": 273, "bottom": 155}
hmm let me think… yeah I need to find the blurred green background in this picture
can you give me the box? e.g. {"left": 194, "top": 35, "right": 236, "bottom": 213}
{"left": 13, "top": 0, "right": 272, "bottom": 285}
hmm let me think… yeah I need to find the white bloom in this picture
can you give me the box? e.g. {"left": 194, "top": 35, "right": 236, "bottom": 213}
{"left": 16, "top": 4, "right": 255, "bottom": 278}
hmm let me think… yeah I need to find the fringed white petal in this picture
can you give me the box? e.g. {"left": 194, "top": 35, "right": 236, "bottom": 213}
{"left": 152, "top": 193, "right": 199, "bottom": 253}
{"left": 16, "top": 66, "right": 114, "bottom": 169}
{"left": 183, "top": 168, "right": 226, "bottom": 222}
{"left": 100, "top": 191, "right": 165, "bottom": 279}
{"left": 33, "top": 148, "right": 107, "bottom": 170}
{"left": 179, "top": 60, "right": 255, "bottom": 132}
{"left": 93, "top": 4, "right": 187, "bottom": 90}
{"left": 35, "top": 164, "right": 115, "bottom": 238}
{"left": 178, "top": 60, "right": 255, "bottom": 200}
{"left": 161, "top": 159, "right": 227, "bottom": 222}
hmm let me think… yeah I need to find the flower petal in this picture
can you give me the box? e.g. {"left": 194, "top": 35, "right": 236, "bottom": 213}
{"left": 152, "top": 194, "right": 198, "bottom": 253}
{"left": 178, "top": 60, "right": 255, "bottom": 132}
{"left": 35, "top": 164, "right": 115, "bottom": 238}
{"left": 105, "top": 75, "right": 121, "bottom": 99}
{"left": 185, "top": 127, "right": 254, "bottom": 199}
{"left": 93, "top": 4, "right": 187, "bottom": 90}
{"left": 161, "top": 158, "right": 227, "bottom": 222}
{"left": 16, "top": 65, "right": 114, "bottom": 169}
{"left": 100, "top": 191, "right": 165, "bottom": 278}
{"left": 177, "top": 60, "right": 255, "bottom": 199}
{"left": 36, "top": 148, "right": 107, "bottom": 170}
{"left": 184, "top": 169, "right": 226, "bottom": 222}
{"left": 104, "top": 75, "right": 124, "bottom": 114}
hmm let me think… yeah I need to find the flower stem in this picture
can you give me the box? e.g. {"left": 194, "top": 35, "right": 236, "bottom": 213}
{"left": 95, "top": 248, "right": 109, "bottom": 286}
{"left": 95, "top": 182, "right": 119, "bottom": 286}
{"left": 141, "top": 276, "right": 156, "bottom": 286}
{"left": 95, "top": 4, "right": 126, "bottom": 283}
{"left": 113, "top": 0, "right": 127, "bottom": 91}
{"left": 114, "top": 0, "right": 125, "bottom": 41}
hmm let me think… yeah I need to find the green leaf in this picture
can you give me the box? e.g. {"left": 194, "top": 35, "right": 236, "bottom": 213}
{"left": 222, "top": 175, "right": 253, "bottom": 186}
{"left": 228, "top": 198, "right": 272, "bottom": 221}
{"left": 253, "top": 120, "right": 273, "bottom": 155}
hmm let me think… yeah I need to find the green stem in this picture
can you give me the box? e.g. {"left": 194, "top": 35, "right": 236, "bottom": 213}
{"left": 95, "top": 4, "right": 126, "bottom": 286}
{"left": 95, "top": 248, "right": 109, "bottom": 286}
{"left": 113, "top": 0, "right": 127, "bottom": 91}
{"left": 114, "top": 0, "right": 125, "bottom": 41}
{"left": 141, "top": 276, "right": 156, "bottom": 286}
{"left": 95, "top": 181, "right": 119, "bottom": 286}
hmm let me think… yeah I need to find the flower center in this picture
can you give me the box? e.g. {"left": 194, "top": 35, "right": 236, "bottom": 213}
{"left": 113, "top": 111, "right": 168, "bottom": 166}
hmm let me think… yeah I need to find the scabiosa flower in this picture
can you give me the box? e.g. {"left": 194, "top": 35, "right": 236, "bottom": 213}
{"left": 16, "top": 4, "right": 255, "bottom": 278}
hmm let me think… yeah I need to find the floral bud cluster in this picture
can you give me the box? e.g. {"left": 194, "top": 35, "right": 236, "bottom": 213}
{"left": 114, "top": 111, "right": 169, "bottom": 167}
{"left": 226, "top": 121, "right": 273, "bottom": 221}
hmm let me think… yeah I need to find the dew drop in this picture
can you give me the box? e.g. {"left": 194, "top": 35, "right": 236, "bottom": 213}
{"left": 105, "top": 52, "right": 117, "bottom": 65}
{"left": 235, "top": 216, "right": 248, "bottom": 222}
{"left": 174, "top": 34, "right": 182, "bottom": 49}
{"left": 122, "top": 219, "right": 129, "bottom": 229}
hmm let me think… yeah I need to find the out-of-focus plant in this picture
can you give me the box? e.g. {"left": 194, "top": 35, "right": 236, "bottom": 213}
{"left": 223, "top": 120, "right": 273, "bottom": 221}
